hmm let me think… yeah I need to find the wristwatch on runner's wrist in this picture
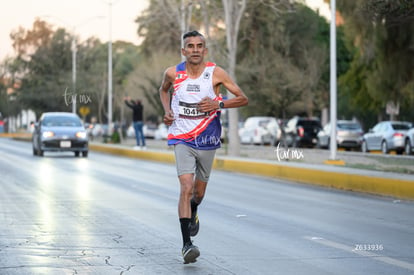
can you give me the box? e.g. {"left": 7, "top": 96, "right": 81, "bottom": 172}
{"left": 218, "top": 100, "right": 225, "bottom": 109}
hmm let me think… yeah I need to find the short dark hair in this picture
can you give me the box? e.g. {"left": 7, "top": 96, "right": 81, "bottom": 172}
{"left": 183, "top": 30, "right": 204, "bottom": 41}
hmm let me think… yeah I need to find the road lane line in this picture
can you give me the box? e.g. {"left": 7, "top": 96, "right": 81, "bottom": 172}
{"left": 304, "top": 236, "right": 414, "bottom": 272}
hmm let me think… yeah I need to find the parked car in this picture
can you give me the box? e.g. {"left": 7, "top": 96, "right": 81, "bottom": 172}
{"left": 284, "top": 116, "right": 322, "bottom": 148}
{"left": 91, "top": 123, "right": 109, "bottom": 138}
{"left": 0, "top": 119, "right": 4, "bottom": 133}
{"left": 317, "top": 120, "right": 363, "bottom": 150}
{"left": 85, "top": 123, "right": 111, "bottom": 141}
{"left": 238, "top": 116, "right": 281, "bottom": 145}
{"left": 144, "top": 123, "right": 158, "bottom": 139}
{"left": 404, "top": 127, "right": 414, "bottom": 155}
{"left": 127, "top": 123, "right": 158, "bottom": 139}
{"left": 32, "top": 112, "right": 88, "bottom": 157}
{"left": 154, "top": 123, "right": 169, "bottom": 140}
{"left": 361, "top": 121, "right": 412, "bottom": 154}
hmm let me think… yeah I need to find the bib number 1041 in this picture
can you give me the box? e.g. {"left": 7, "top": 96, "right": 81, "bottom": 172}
{"left": 178, "top": 102, "right": 208, "bottom": 119}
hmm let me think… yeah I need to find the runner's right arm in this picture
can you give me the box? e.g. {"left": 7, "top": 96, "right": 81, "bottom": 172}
{"left": 159, "top": 67, "right": 175, "bottom": 126}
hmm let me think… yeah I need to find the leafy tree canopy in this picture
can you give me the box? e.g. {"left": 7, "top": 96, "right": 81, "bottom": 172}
{"left": 337, "top": 0, "right": 414, "bottom": 123}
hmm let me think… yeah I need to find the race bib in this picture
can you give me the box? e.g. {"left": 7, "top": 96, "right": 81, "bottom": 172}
{"left": 178, "top": 101, "right": 208, "bottom": 119}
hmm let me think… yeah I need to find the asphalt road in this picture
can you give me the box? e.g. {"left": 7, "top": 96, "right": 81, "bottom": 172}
{"left": 1, "top": 138, "right": 413, "bottom": 275}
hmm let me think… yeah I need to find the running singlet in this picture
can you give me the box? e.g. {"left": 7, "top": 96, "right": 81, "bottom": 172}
{"left": 167, "top": 61, "right": 222, "bottom": 149}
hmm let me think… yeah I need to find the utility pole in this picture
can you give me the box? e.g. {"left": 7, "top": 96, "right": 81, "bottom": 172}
{"left": 105, "top": 0, "right": 114, "bottom": 132}
{"left": 71, "top": 37, "right": 77, "bottom": 114}
{"left": 329, "top": 0, "right": 338, "bottom": 161}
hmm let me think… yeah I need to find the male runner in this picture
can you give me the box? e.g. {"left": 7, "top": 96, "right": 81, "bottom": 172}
{"left": 159, "top": 30, "right": 248, "bottom": 264}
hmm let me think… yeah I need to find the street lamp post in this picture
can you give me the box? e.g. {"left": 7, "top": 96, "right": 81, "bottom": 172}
{"left": 107, "top": 1, "right": 113, "bottom": 131}
{"left": 329, "top": 0, "right": 338, "bottom": 160}
{"left": 40, "top": 15, "right": 104, "bottom": 114}
{"left": 102, "top": 0, "right": 120, "bottom": 133}
{"left": 71, "top": 37, "right": 77, "bottom": 114}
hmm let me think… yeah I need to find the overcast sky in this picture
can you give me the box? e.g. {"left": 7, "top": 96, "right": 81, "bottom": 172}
{"left": 306, "top": 0, "right": 331, "bottom": 19}
{"left": 0, "top": 0, "right": 330, "bottom": 62}
{"left": 0, "top": 0, "right": 149, "bottom": 61}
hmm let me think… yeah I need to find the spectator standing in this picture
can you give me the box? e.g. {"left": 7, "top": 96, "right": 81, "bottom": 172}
{"left": 124, "top": 97, "right": 146, "bottom": 150}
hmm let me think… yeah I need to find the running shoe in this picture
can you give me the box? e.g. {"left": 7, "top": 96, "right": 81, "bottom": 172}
{"left": 190, "top": 212, "right": 200, "bottom": 237}
{"left": 182, "top": 242, "right": 200, "bottom": 264}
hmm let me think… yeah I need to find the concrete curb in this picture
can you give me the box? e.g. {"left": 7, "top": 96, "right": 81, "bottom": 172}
{"left": 90, "top": 143, "right": 414, "bottom": 200}
{"left": 89, "top": 144, "right": 176, "bottom": 164}
{"left": 213, "top": 157, "right": 414, "bottom": 200}
{"left": 0, "top": 133, "right": 32, "bottom": 139}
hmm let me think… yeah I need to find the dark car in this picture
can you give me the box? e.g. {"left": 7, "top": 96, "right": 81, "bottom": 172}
{"left": 284, "top": 116, "right": 322, "bottom": 148}
{"left": 32, "top": 112, "right": 89, "bottom": 157}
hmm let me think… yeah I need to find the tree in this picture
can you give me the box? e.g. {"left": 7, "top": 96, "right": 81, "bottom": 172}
{"left": 6, "top": 19, "right": 58, "bottom": 118}
{"left": 0, "top": 58, "right": 23, "bottom": 120}
{"left": 133, "top": 0, "right": 349, "bottom": 153}
{"left": 135, "top": 0, "right": 225, "bottom": 60}
{"left": 0, "top": 63, "right": 10, "bottom": 118}
{"left": 111, "top": 41, "right": 142, "bottom": 123}
{"left": 237, "top": 2, "right": 333, "bottom": 120}
{"left": 124, "top": 52, "right": 180, "bottom": 124}
{"left": 8, "top": 18, "right": 143, "bottom": 124}
{"left": 135, "top": 0, "right": 184, "bottom": 57}
{"left": 221, "top": 0, "right": 247, "bottom": 155}
{"left": 337, "top": 0, "right": 414, "bottom": 122}
{"left": 17, "top": 27, "right": 74, "bottom": 117}
{"left": 75, "top": 38, "right": 108, "bottom": 123}
{"left": 221, "top": 0, "right": 293, "bottom": 155}
{"left": 68, "top": 40, "right": 141, "bottom": 124}
{"left": 10, "top": 19, "right": 54, "bottom": 61}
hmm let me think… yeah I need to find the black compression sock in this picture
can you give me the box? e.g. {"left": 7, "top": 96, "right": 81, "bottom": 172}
{"left": 190, "top": 199, "right": 199, "bottom": 214}
{"left": 180, "top": 218, "right": 192, "bottom": 246}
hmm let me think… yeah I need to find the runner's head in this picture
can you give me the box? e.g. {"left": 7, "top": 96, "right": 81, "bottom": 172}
{"left": 183, "top": 30, "right": 206, "bottom": 47}
{"left": 182, "top": 31, "right": 207, "bottom": 65}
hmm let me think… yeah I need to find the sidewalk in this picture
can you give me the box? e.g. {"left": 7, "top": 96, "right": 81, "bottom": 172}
{"left": 91, "top": 137, "right": 414, "bottom": 200}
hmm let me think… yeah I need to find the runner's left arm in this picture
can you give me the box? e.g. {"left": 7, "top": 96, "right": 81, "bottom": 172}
{"left": 197, "top": 66, "right": 248, "bottom": 112}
